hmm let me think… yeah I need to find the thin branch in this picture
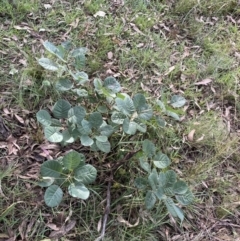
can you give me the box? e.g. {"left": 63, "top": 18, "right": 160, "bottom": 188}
{"left": 95, "top": 174, "right": 112, "bottom": 241}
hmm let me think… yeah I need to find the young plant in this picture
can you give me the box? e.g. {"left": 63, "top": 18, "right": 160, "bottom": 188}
{"left": 135, "top": 140, "right": 194, "bottom": 221}
{"left": 39, "top": 150, "right": 97, "bottom": 207}
{"left": 36, "top": 40, "right": 193, "bottom": 220}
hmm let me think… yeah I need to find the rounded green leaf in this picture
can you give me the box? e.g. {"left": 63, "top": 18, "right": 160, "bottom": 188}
{"left": 68, "top": 183, "right": 90, "bottom": 200}
{"left": 134, "top": 118, "right": 147, "bottom": 133}
{"left": 133, "top": 93, "right": 146, "bottom": 110}
{"left": 36, "top": 110, "right": 52, "bottom": 126}
{"left": 176, "top": 189, "right": 194, "bottom": 205}
{"left": 156, "top": 116, "right": 166, "bottom": 127}
{"left": 115, "top": 94, "right": 135, "bottom": 116}
{"left": 170, "top": 95, "right": 186, "bottom": 108}
{"left": 44, "top": 185, "right": 63, "bottom": 207}
{"left": 38, "top": 58, "right": 59, "bottom": 71}
{"left": 40, "top": 160, "right": 63, "bottom": 178}
{"left": 89, "top": 112, "right": 103, "bottom": 129}
{"left": 139, "top": 157, "right": 151, "bottom": 173}
{"left": 173, "top": 181, "right": 188, "bottom": 194}
{"left": 68, "top": 106, "right": 86, "bottom": 124}
{"left": 95, "top": 135, "right": 108, "bottom": 142}
{"left": 72, "top": 88, "right": 88, "bottom": 97}
{"left": 52, "top": 99, "right": 71, "bottom": 119}
{"left": 96, "top": 140, "right": 111, "bottom": 153}
{"left": 38, "top": 177, "right": 55, "bottom": 187}
{"left": 62, "top": 150, "right": 85, "bottom": 170}
{"left": 55, "top": 79, "right": 73, "bottom": 91}
{"left": 43, "top": 41, "right": 65, "bottom": 61}
{"left": 123, "top": 118, "right": 137, "bottom": 135}
{"left": 165, "top": 170, "right": 177, "bottom": 187}
{"left": 164, "top": 197, "right": 184, "bottom": 221}
{"left": 143, "top": 139, "right": 156, "bottom": 158}
{"left": 137, "top": 104, "right": 153, "bottom": 120}
{"left": 148, "top": 169, "right": 158, "bottom": 191}
{"left": 134, "top": 177, "right": 148, "bottom": 190}
{"left": 155, "top": 187, "right": 165, "bottom": 200}
{"left": 73, "top": 71, "right": 89, "bottom": 85}
{"left": 153, "top": 152, "right": 171, "bottom": 169}
{"left": 103, "top": 77, "right": 121, "bottom": 93}
{"left": 165, "top": 110, "right": 180, "bottom": 121}
{"left": 111, "top": 111, "right": 126, "bottom": 124}
{"left": 145, "top": 191, "right": 156, "bottom": 210}
{"left": 78, "top": 120, "right": 92, "bottom": 135}
{"left": 44, "top": 126, "right": 63, "bottom": 143}
{"left": 97, "top": 105, "right": 108, "bottom": 113}
{"left": 62, "top": 129, "right": 75, "bottom": 143}
{"left": 99, "top": 124, "right": 114, "bottom": 137}
{"left": 74, "top": 164, "right": 97, "bottom": 184}
{"left": 80, "top": 135, "right": 94, "bottom": 146}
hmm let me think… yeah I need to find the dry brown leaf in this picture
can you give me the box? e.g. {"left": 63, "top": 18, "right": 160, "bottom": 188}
{"left": 187, "top": 129, "right": 195, "bottom": 142}
{"left": 97, "top": 218, "right": 102, "bottom": 232}
{"left": 195, "top": 78, "right": 213, "bottom": 85}
{"left": 14, "top": 114, "right": 24, "bottom": 124}
{"left": 117, "top": 216, "right": 139, "bottom": 228}
{"left": 46, "top": 223, "right": 60, "bottom": 231}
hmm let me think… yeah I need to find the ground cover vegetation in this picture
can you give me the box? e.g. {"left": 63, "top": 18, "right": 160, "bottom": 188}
{"left": 0, "top": 0, "right": 239, "bottom": 240}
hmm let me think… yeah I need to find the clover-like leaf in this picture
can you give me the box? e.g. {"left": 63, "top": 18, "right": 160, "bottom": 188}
{"left": 71, "top": 71, "right": 89, "bottom": 85}
{"left": 153, "top": 152, "right": 171, "bottom": 169}
{"left": 89, "top": 112, "right": 103, "bottom": 129}
{"left": 134, "top": 177, "right": 148, "bottom": 190}
{"left": 173, "top": 181, "right": 188, "bottom": 195}
{"left": 36, "top": 110, "right": 52, "bottom": 126}
{"left": 143, "top": 139, "right": 156, "bottom": 158}
{"left": 40, "top": 160, "right": 63, "bottom": 178}
{"left": 38, "top": 58, "right": 59, "bottom": 71}
{"left": 55, "top": 78, "right": 73, "bottom": 91}
{"left": 52, "top": 99, "right": 71, "bottom": 119}
{"left": 43, "top": 41, "right": 65, "bottom": 61}
{"left": 80, "top": 135, "right": 94, "bottom": 146}
{"left": 176, "top": 189, "right": 194, "bottom": 205}
{"left": 170, "top": 95, "right": 186, "bottom": 108}
{"left": 103, "top": 77, "right": 121, "bottom": 93}
{"left": 96, "top": 140, "right": 111, "bottom": 153}
{"left": 123, "top": 118, "right": 137, "bottom": 135}
{"left": 139, "top": 157, "right": 151, "bottom": 173}
{"left": 145, "top": 191, "right": 156, "bottom": 210}
{"left": 68, "top": 183, "right": 90, "bottom": 200}
{"left": 74, "top": 164, "right": 97, "bottom": 184}
{"left": 115, "top": 94, "right": 135, "bottom": 116}
{"left": 133, "top": 93, "right": 146, "bottom": 110}
{"left": 164, "top": 197, "right": 184, "bottom": 221}
{"left": 44, "top": 126, "right": 63, "bottom": 143}
{"left": 68, "top": 106, "right": 86, "bottom": 124}
{"left": 62, "top": 150, "right": 85, "bottom": 171}
{"left": 44, "top": 185, "right": 63, "bottom": 207}
{"left": 111, "top": 111, "right": 126, "bottom": 125}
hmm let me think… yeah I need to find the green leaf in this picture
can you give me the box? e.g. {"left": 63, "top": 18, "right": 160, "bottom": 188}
{"left": 142, "top": 139, "right": 156, "bottom": 158}
{"left": 103, "top": 77, "right": 121, "bottom": 93}
{"left": 158, "top": 172, "right": 167, "bottom": 187}
{"left": 170, "top": 95, "right": 186, "bottom": 108}
{"left": 36, "top": 110, "right": 52, "bottom": 126}
{"left": 137, "top": 104, "right": 153, "bottom": 120}
{"left": 139, "top": 157, "right": 151, "bottom": 173}
{"left": 165, "top": 110, "right": 180, "bottom": 121}
{"left": 80, "top": 135, "right": 94, "bottom": 146}
{"left": 40, "top": 160, "right": 62, "bottom": 178}
{"left": 115, "top": 94, "right": 135, "bottom": 116}
{"left": 78, "top": 119, "right": 92, "bottom": 135}
{"left": 123, "top": 118, "right": 137, "bottom": 135}
{"left": 95, "top": 135, "right": 108, "bottom": 142}
{"left": 97, "top": 105, "right": 108, "bottom": 113}
{"left": 68, "top": 106, "right": 86, "bottom": 124}
{"left": 155, "top": 186, "right": 165, "bottom": 200}
{"left": 164, "top": 197, "right": 184, "bottom": 221}
{"left": 173, "top": 181, "right": 188, "bottom": 195}
{"left": 145, "top": 191, "right": 156, "bottom": 210}
{"left": 55, "top": 79, "right": 73, "bottom": 91}
{"left": 44, "top": 185, "right": 63, "bottom": 207}
{"left": 62, "top": 150, "right": 85, "bottom": 171}
{"left": 74, "top": 164, "right": 97, "bottom": 184}
{"left": 44, "top": 126, "right": 63, "bottom": 143}
{"left": 68, "top": 183, "right": 90, "bottom": 200}
{"left": 133, "top": 93, "right": 146, "bottom": 110}
{"left": 134, "top": 118, "right": 147, "bottom": 133}
{"left": 134, "top": 177, "right": 148, "bottom": 190}
{"left": 96, "top": 140, "right": 111, "bottom": 153}
{"left": 176, "top": 189, "right": 194, "bottom": 205}
{"left": 38, "top": 58, "right": 59, "bottom": 71}
{"left": 89, "top": 112, "right": 103, "bottom": 129}
{"left": 153, "top": 152, "right": 171, "bottom": 169}
{"left": 165, "top": 170, "right": 177, "bottom": 187}
{"left": 148, "top": 169, "right": 158, "bottom": 191}
{"left": 93, "top": 78, "right": 103, "bottom": 91}
{"left": 71, "top": 71, "right": 89, "bottom": 85}
{"left": 62, "top": 129, "right": 75, "bottom": 143}
{"left": 156, "top": 100, "right": 166, "bottom": 111}
{"left": 111, "top": 111, "right": 127, "bottom": 125}
{"left": 52, "top": 99, "right": 71, "bottom": 119}
{"left": 71, "top": 47, "right": 88, "bottom": 57}
{"left": 43, "top": 41, "right": 65, "bottom": 61}
{"left": 38, "top": 177, "right": 55, "bottom": 187}
{"left": 99, "top": 124, "right": 114, "bottom": 137}
{"left": 72, "top": 88, "right": 88, "bottom": 97}
{"left": 156, "top": 116, "right": 166, "bottom": 127}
